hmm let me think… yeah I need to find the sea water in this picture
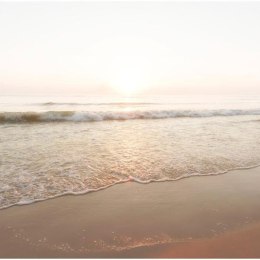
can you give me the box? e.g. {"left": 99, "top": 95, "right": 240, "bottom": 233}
{"left": 1, "top": 95, "right": 260, "bottom": 209}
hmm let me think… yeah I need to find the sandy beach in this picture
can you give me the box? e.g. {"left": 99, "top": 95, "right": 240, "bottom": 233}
{"left": 0, "top": 166, "right": 260, "bottom": 257}
{"left": 1, "top": 1, "right": 260, "bottom": 258}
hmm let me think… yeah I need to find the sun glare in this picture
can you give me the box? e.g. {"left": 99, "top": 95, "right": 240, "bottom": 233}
{"left": 99, "top": 36, "right": 158, "bottom": 97}
{"left": 110, "top": 70, "right": 146, "bottom": 97}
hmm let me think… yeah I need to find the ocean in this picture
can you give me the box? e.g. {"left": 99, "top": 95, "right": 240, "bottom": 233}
{"left": 1, "top": 95, "right": 260, "bottom": 209}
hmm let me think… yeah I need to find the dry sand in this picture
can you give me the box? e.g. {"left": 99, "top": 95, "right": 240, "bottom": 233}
{"left": 0, "top": 167, "right": 260, "bottom": 257}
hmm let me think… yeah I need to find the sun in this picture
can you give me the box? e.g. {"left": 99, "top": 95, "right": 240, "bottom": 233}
{"left": 108, "top": 65, "right": 149, "bottom": 97}
{"left": 102, "top": 36, "right": 157, "bottom": 97}
{"left": 110, "top": 72, "right": 144, "bottom": 97}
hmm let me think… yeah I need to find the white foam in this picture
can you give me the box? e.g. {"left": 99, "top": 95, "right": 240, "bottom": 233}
{"left": 1, "top": 164, "right": 260, "bottom": 211}
{"left": 1, "top": 108, "right": 260, "bottom": 123}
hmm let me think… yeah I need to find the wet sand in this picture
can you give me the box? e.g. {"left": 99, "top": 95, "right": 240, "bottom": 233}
{"left": 0, "top": 167, "right": 260, "bottom": 257}
{"left": 112, "top": 221, "right": 260, "bottom": 258}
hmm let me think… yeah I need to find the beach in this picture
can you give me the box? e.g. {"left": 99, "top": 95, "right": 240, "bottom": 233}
{"left": 1, "top": 166, "right": 260, "bottom": 258}
{"left": 1, "top": 1, "right": 260, "bottom": 257}
{"left": 1, "top": 96, "right": 260, "bottom": 258}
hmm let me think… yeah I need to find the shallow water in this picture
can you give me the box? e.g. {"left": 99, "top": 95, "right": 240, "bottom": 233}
{"left": 1, "top": 95, "right": 260, "bottom": 209}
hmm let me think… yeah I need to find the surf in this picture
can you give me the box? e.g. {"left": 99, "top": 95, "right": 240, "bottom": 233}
{"left": 1, "top": 108, "right": 260, "bottom": 123}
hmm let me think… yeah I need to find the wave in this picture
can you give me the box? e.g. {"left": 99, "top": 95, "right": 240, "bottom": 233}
{"left": 1, "top": 164, "right": 260, "bottom": 210}
{"left": 1, "top": 109, "right": 260, "bottom": 123}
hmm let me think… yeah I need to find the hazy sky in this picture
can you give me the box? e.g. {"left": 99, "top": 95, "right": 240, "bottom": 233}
{"left": 1, "top": 1, "right": 260, "bottom": 97}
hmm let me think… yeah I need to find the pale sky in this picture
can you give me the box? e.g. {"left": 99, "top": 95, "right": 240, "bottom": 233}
{"left": 0, "top": 1, "right": 260, "bottom": 97}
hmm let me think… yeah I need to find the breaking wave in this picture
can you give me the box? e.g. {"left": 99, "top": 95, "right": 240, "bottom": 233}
{"left": 1, "top": 109, "right": 260, "bottom": 123}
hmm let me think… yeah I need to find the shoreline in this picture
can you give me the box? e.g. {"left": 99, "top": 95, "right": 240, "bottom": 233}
{"left": 1, "top": 166, "right": 260, "bottom": 257}
{"left": 2, "top": 163, "right": 260, "bottom": 211}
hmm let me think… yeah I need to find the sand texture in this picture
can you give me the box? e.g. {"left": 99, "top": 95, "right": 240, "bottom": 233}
{"left": 0, "top": 167, "right": 260, "bottom": 257}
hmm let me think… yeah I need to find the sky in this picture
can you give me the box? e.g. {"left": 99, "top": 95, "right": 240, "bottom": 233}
{"left": 0, "top": 1, "right": 260, "bottom": 97}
